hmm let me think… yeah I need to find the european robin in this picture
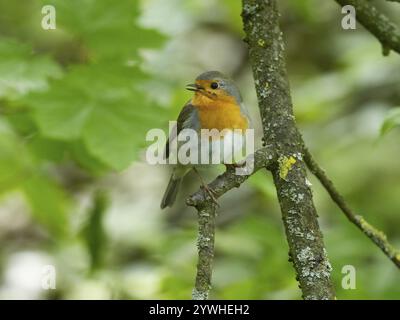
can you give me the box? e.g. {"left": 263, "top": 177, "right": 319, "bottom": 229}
{"left": 160, "top": 71, "right": 252, "bottom": 209}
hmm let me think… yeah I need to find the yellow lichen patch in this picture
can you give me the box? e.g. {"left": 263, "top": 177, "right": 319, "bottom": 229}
{"left": 358, "top": 216, "right": 387, "bottom": 240}
{"left": 278, "top": 155, "right": 297, "bottom": 180}
{"left": 258, "top": 39, "right": 266, "bottom": 47}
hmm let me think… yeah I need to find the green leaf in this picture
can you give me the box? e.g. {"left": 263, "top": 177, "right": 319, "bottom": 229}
{"left": 0, "top": 122, "right": 31, "bottom": 193}
{"left": 26, "top": 63, "right": 166, "bottom": 170}
{"left": 380, "top": 107, "right": 400, "bottom": 136}
{"left": 39, "top": 0, "right": 165, "bottom": 61}
{"left": 81, "top": 190, "right": 108, "bottom": 271}
{"left": 68, "top": 141, "right": 110, "bottom": 175}
{"left": 4, "top": 110, "right": 37, "bottom": 136}
{"left": 0, "top": 37, "right": 62, "bottom": 99}
{"left": 28, "top": 135, "right": 67, "bottom": 163}
{"left": 0, "top": 120, "right": 69, "bottom": 237}
{"left": 22, "top": 175, "right": 69, "bottom": 237}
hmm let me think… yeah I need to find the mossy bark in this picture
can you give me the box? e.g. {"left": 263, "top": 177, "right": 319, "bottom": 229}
{"left": 242, "top": 0, "right": 335, "bottom": 299}
{"left": 188, "top": 0, "right": 398, "bottom": 300}
{"left": 191, "top": 203, "right": 217, "bottom": 300}
{"left": 335, "top": 0, "right": 400, "bottom": 55}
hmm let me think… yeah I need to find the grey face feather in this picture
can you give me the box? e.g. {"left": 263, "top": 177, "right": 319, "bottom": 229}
{"left": 195, "top": 71, "right": 227, "bottom": 81}
{"left": 195, "top": 71, "right": 243, "bottom": 104}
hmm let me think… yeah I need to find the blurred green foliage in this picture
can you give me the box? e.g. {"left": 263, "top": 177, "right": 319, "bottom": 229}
{"left": 0, "top": 0, "right": 399, "bottom": 300}
{"left": 381, "top": 107, "right": 400, "bottom": 136}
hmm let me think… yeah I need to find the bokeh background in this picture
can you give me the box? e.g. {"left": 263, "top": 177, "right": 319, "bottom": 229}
{"left": 0, "top": 0, "right": 399, "bottom": 299}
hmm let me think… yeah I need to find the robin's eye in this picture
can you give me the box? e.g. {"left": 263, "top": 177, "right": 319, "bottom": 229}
{"left": 210, "top": 82, "right": 219, "bottom": 89}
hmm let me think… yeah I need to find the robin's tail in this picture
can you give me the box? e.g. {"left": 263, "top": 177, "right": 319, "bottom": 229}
{"left": 160, "top": 175, "right": 182, "bottom": 209}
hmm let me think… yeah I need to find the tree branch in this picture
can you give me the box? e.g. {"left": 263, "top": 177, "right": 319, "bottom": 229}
{"left": 186, "top": 0, "right": 400, "bottom": 301}
{"left": 187, "top": 148, "right": 275, "bottom": 207}
{"left": 187, "top": 148, "right": 275, "bottom": 300}
{"left": 335, "top": 0, "right": 400, "bottom": 55}
{"left": 242, "top": 0, "right": 335, "bottom": 299}
{"left": 190, "top": 202, "right": 217, "bottom": 300}
{"left": 303, "top": 147, "right": 400, "bottom": 268}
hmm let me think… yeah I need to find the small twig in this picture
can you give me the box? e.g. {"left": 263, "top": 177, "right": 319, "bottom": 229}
{"left": 303, "top": 147, "right": 400, "bottom": 268}
{"left": 335, "top": 0, "right": 400, "bottom": 55}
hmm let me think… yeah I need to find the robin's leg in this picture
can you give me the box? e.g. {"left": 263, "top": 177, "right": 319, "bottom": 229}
{"left": 192, "top": 167, "right": 219, "bottom": 207}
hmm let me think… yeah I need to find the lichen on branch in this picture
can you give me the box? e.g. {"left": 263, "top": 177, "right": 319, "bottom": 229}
{"left": 241, "top": 0, "right": 336, "bottom": 300}
{"left": 186, "top": 0, "right": 400, "bottom": 301}
{"left": 304, "top": 147, "right": 400, "bottom": 269}
{"left": 335, "top": 0, "right": 400, "bottom": 55}
{"left": 187, "top": 148, "right": 275, "bottom": 300}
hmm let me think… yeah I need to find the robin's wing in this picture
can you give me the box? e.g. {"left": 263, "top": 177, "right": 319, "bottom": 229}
{"left": 165, "top": 101, "right": 200, "bottom": 159}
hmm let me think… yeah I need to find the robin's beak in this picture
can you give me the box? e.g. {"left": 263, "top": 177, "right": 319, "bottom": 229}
{"left": 185, "top": 83, "right": 203, "bottom": 92}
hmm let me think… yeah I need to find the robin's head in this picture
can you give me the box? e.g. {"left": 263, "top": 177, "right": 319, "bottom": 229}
{"left": 186, "top": 71, "right": 242, "bottom": 104}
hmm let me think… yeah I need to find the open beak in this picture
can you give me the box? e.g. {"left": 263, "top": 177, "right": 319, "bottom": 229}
{"left": 185, "top": 83, "right": 202, "bottom": 92}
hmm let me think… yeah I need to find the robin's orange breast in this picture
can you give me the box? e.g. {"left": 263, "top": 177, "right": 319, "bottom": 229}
{"left": 192, "top": 94, "right": 248, "bottom": 131}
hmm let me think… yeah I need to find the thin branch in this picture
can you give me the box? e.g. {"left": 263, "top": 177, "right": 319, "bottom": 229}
{"left": 335, "top": 0, "right": 400, "bottom": 55}
{"left": 242, "top": 0, "right": 335, "bottom": 300}
{"left": 304, "top": 147, "right": 400, "bottom": 268}
{"left": 187, "top": 148, "right": 275, "bottom": 300}
{"left": 191, "top": 202, "right": 217, "bottom": 300}
{"left": 187, "top": 148, "right": 275, "bottom": 207}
